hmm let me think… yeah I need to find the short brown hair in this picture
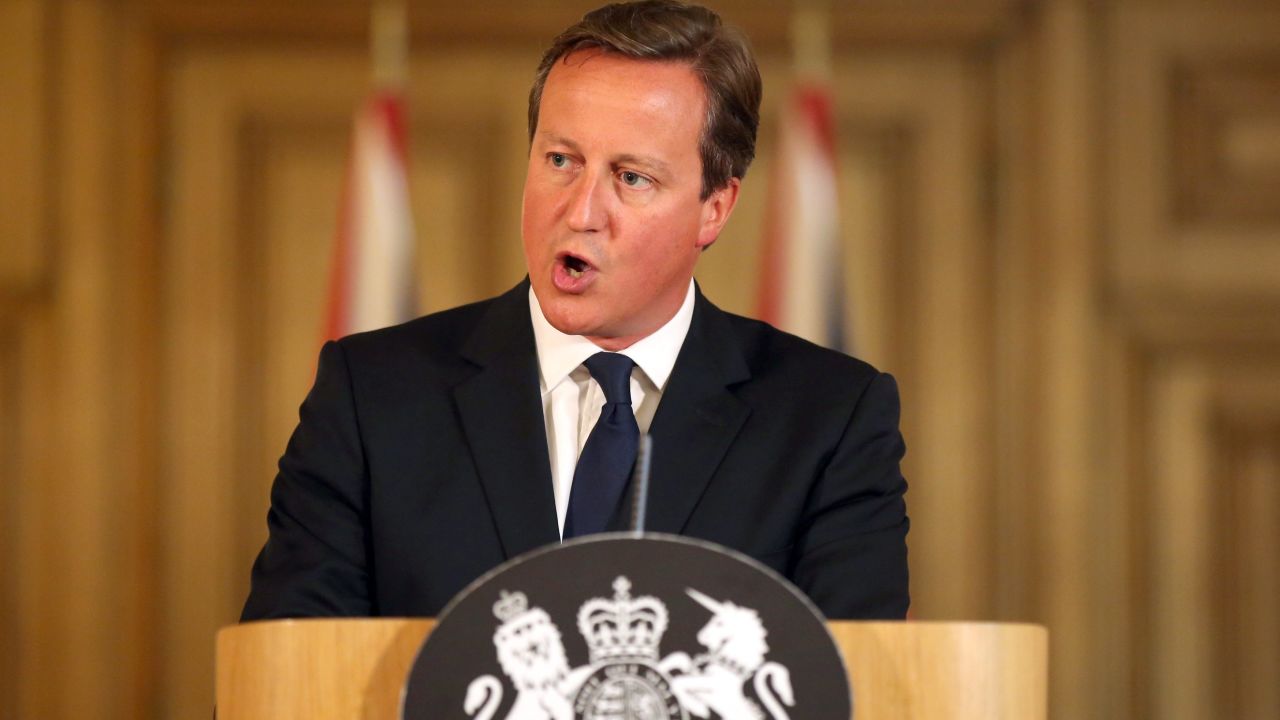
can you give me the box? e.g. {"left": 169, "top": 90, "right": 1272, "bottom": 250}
{"left": 527, "top": 0, "right": 762, "bottom": 200}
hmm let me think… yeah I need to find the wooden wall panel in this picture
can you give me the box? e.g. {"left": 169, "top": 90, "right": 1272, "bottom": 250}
{"left": 837, "top": 55, "right": 994, "bottom": 622}
{"left": 1216, "top": 396, "right": 1280, "bottom": 719}
{"left": 1123, "top": 347, "right": 1280, "bottom": 720}
{"left": 241, "top": 120, "right": 347, "bottom": 565}
{"left": 0, "top": 330, "right": 15, "bottom": 720}
{"left": 1175, "top": 60, "right": 1280, "bottom": 224}
{"left": 1106, "top": 3, "right": 1280, "bottom": 716}
{"left": 1024, "top": 2, "right": 1131, "bottom": 717}
{"left": 1110, "top": 3, "right": 1280, "bottom": 299}
{"left": 2, "top": 1, "right": 154, "bottom": 717}
{"left": 0, "top": 0, "right": 49, "bottom": 293}
{"left": 161, "top": 46, "right": 370, "bottom": 716}
{"left": 0, "top": 2, "right": 48, "bottom": 718}
{"left": 49, "top": 2, "right": 145, "bottom": 716}
{"left": 1147, "top": 354, "right": 1216, "bottom": 720}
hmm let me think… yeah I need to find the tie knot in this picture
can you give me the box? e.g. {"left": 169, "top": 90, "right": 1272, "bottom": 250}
{"left": 584, "top": 352, "right": 635, "bottom": 404}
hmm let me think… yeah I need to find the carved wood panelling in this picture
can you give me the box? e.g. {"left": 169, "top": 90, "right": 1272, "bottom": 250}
{"left": 837, "top": 55, "right": 996, "bottom": 623}
{"left": 145, "top": 0, "right": 1029, "bottom": 51}
{"left": 1175, "top": 59, "right": 1280, "bottom": 224}
{"left": 0, "top": 0, "right": 48, "bottom": 294}
{"left": 0, "top": 324, "right": 20, "bottom": 720}
{"left": 1107, "top": 6, "right": 1280, "bottom": 714}
{"left": 1020, "top": 5, "right": 1117, "bottom": 715}
{"left": 0, "top": 2, "right": 45, "bottom": 716}
{"left": 0, "top": 12, "right": 51, "bottom": 699}
{"left": 2, "top": 0, "right": 153, "bottom": 716}
{"left": 1127, "top": 345, "right": 1280, "bottom": 720}
{"left": 1109, "top": 3, "right": 1280, "bottom": 300}
{"left": 1213, "top": 412, "right": 1280, "bottom": 719}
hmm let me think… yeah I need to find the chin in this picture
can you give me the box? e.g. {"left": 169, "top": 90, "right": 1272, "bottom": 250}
{"left": 540, "top": 298, "right": 601, "bottom": 337}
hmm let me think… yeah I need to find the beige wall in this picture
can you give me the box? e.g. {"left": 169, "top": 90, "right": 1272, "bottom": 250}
{"left": 3, "top": 0, "right": 1279, "bottom": 717}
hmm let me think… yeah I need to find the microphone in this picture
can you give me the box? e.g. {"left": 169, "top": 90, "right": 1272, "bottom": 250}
{"left": 628, "top": 434, "right": 653, "bottom": 534}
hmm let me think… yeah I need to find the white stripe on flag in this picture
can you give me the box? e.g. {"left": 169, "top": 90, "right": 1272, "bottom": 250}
{"left": 326, "top": 92, "right": 417, "bottom": 340}
{"left": 757, "top": 85, "right": 846, "bottom": 352}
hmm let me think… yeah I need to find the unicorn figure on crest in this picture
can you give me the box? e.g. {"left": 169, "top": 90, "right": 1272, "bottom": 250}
{"left": 659, "top": 589, "right": 796, "bottom": 720}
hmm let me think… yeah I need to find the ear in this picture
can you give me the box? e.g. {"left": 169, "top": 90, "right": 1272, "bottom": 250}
{"left": 695, "top": 177, "right": 741, "bottom": 250}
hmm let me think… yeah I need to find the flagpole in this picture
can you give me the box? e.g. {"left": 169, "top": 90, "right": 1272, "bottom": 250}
{"left": 372, "top": 0, "right": 408, "bottom": 92}
{"left": 791, "top": 0, "right": 832, "bottom": 83}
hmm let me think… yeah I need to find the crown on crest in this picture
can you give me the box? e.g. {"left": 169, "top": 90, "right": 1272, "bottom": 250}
{"left": 493, "top": 589, "right": 558, "bottom": 649}
{"left": 577, "top": 576, "right": 669, "bottom": 664}
{"left": 493, "top": 590, "right": 529, "bottom": 622}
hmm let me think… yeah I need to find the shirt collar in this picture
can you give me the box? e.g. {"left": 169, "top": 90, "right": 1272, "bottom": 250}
{"left": 528, "top": 280, "right": 696, "bottom": 393}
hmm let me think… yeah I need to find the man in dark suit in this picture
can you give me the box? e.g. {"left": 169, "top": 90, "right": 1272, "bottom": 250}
{"left": 242, "top": 0, "right": 908, "bottom": 622}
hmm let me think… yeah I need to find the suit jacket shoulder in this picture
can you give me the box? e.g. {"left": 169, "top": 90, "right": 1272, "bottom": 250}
{"left": 717, "top": 304, "right": 883, "bottom": 393}
{"left": 242, "top": 281, "right": 553, "bottom": 620}
{"left": 656, "top": 290, "right": 909, "bottom": 619}
{"left": 335, "top": 283, "right": 521, "bottom": 376}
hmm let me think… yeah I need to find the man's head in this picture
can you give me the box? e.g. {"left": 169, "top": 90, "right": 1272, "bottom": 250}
{"left": 522, "top": 0, "right": 762, "bottom": 350}
{"left": 528, "top": 0, "right": 762, "bottom": 201}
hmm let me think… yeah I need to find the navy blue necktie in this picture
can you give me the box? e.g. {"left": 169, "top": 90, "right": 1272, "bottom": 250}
{"left": 563, "top": 352, "right": 639, "bottom": 539}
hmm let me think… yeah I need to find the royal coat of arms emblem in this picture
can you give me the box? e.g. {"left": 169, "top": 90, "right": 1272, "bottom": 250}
{"left": 463, "top": 576, "right": 796, "bottom": 720}
{"left": 401, "top": 535, "right": 851, "bottom": 720}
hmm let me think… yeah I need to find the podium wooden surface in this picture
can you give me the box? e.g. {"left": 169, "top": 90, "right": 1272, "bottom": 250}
{"left": 216, "top": 619, "right": 1047, "bottom": 719}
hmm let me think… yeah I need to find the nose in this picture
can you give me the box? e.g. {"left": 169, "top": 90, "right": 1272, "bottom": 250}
{"left": 565, "top": 168, "right": 609, "bottom": 233}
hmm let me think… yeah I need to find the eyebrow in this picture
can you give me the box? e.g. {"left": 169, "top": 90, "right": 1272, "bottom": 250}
{"left": 615, "top": 153, "right": 671, "bottom": 177}
{"left": 538, "top": 133, "right": 673, "bottom": 177}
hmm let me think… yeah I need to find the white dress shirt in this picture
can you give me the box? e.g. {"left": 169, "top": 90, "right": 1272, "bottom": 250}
{"left": 529, "top": 281, "right": 696, "bottom": 537}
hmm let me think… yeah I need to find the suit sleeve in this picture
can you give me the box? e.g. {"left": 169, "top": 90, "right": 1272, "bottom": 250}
{"left": 241, "top": 340, "right": 374, "bottom": 620}
{"left": 792, "top": 371, "right": 910, "bottom": 619}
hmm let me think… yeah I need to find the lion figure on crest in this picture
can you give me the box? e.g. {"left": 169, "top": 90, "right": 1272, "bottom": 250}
{"left": 465, "top": 591, "right": 581, "bottom": 720}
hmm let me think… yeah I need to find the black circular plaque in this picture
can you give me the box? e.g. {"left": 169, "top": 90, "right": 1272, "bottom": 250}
{"left": 402, "top": 533, "right": 852, "bottom": 720}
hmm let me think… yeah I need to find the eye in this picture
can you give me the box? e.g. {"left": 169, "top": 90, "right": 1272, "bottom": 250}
{"left": 548, "top": 152, "right": 570, "bottom": 169}
{"left": 619, "top": 170, "right": 653, "bottom": 189}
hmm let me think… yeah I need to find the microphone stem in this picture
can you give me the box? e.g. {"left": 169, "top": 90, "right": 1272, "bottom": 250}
{"left": 629, "top": 434, "right": 652, "bottom": 535}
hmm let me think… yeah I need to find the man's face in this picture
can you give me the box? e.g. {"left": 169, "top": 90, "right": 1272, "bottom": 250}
{"left": 522, "top": 50, "right": 740, "bottom": 350}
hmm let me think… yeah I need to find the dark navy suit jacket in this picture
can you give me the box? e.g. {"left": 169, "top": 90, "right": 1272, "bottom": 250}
{"left": 242, "top": 281, "right": 909, "bottom": 620}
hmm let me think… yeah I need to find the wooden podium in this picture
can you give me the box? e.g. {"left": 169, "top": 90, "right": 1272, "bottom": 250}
{"left": 216, "top": 619, "right": 1047, "bottom": 719}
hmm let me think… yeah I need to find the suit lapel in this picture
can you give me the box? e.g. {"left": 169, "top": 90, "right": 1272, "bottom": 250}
{"left": 454, "top": 281, "right": 560, "bottom": 559}
{"left": 644, "top": 288, "right": 752, "bottom": 534}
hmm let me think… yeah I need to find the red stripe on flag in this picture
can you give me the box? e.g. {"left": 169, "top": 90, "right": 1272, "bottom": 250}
{"left": 795, "top": 85, "right": 837, "bottom": 163}
{"left": 322, "top": 92, "right": 417, "bottom": 344}
{"left": 372, "top": 91, "right": 410, "bottom": 166}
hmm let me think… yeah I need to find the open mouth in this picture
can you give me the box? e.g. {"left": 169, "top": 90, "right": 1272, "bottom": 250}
{"left": 562, "top": 254, "right": 590, "bottom": 278}
{"left": 553, "top": 251, "right": 597, "bottom": 293}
